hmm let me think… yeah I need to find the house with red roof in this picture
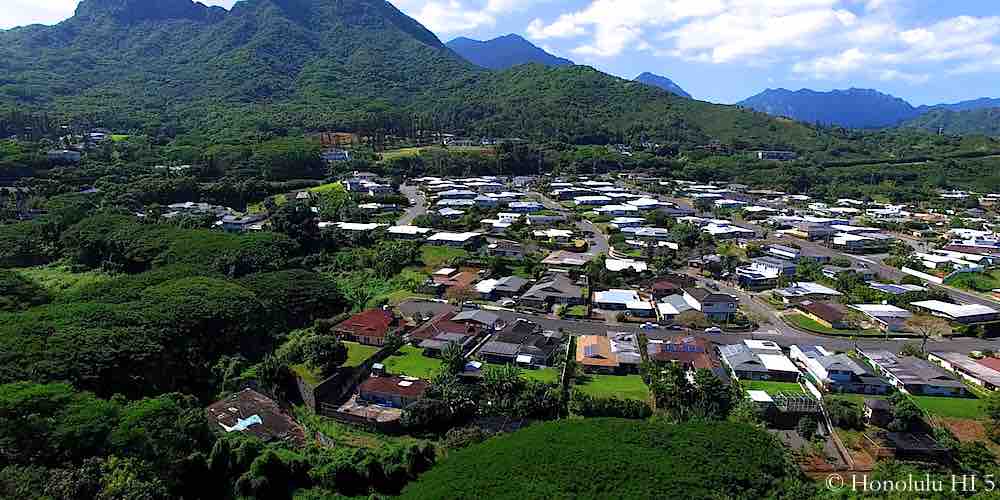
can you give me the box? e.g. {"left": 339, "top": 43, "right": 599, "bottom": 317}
{"left": 333, "top": 308, "right": 400, "bottom": 346}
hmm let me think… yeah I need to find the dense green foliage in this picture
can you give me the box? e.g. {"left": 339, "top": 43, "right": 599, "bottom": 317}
{"left": 401, "top": 419, "right": 811, "bottom": 499}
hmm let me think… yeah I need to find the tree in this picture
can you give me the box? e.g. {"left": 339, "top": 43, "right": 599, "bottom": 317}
{"left": 825, "top": 397, "right": 863, "bottom": 430}
{"left": 269, "top": 201, "right": 319, "bottom": 249}
{"left": 905, "top": 315, "right": 952, "bottom": 354}
{"left": 984, "top": 390, "right": 1000, "bottom": 442}
{"left": 796, "top": 415, "right": 818, "bottom": 441}
{"left": 887, "top": 392, "right": 924, "bottom": 432}
{"left": 675, "top": 310, "right": 710, "bottom": 329}
{"left": 300, "top": 334, "right": 348, "bottom": 377}
{"left": 440, "top": 342, "right": 466, "bottom": 375}
{"left": 690, "top": 369, "right": 732, "bottom": 419}
{"left": 480, "top": 364, "right": 525, "bottom": 415}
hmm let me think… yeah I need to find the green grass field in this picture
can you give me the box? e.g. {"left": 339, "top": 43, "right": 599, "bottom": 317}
{"left": 290, "top": 363, "right": 323, "bottom": 386}
{"left": 419, "top": 245, "right": 469, "bottom": 269}
{"left": 382, "top": 346, "right": 442, "bottom": 379}
{"left": 15, "top": 265, "right": 110, "bottom": 298}
{"left": 785, "top": 312, "right": 881, "bottom": 336}
{"left": 308, "top": 182, "right": 346, "bottom": 194}
{"left": 110, "top": 134, "right": 130, "bottom": 142}
{"left": 522, "top": 367, "right": 560, "bottom": 384}
{"left": 743, "top": 380, "right": 804, "bottom": 395}
{"left": 912, "top": 395, "right": 984, "bottom": 419}
{"left": 343, "top": 341, "right": 381, "bottom": 368}
{"left": 574, "top": 374, "right": 649, "bottom": 401}
{"left": 946, "top": 271, "right": 1000, "bottom": 294}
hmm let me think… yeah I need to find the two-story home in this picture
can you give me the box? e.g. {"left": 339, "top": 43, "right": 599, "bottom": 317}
{"left": 789, "top": 345, "right": 888, "bottom": 394}
{"left": 682, "top": 288, "right": 738, "bottom": 321}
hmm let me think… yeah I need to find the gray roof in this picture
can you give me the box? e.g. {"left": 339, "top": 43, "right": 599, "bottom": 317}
{"left": 521, "top": 275, "right": 581, "bottom": 301}
{"left": 817, "top": 354, "right": 867, "bottom": 376}
{"left": 494, "top": 276, "right": 529, "bottom": 293}
{"left": 478, "top": 341, "right": 520, "bottom": 356}
{"left": 719, "top": 344, "right": 767, "bottom": 373}
{"left": 452, "top": 310, "right": 500, "bottom": 326}
{"left": 930, "top": 352, "right": 1000, "bottom": 387}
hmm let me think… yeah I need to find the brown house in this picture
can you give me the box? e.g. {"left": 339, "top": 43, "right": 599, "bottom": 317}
{"left": 358, "top": 375, "right": 428, "bottom": 409}
{"left": 795, "top": 301, "right": 849, "bottom": 329}
{"left": 410, "top": 310, "right": 481, "bottom": 341}
{"left": 576, "top": 335, "right": 619, "bottom": 374}
{"left": 334, "top": 309, "right": 400, "bottom": 346}
{"left": 205, "top": 388, "right": 306, "bottom": 445}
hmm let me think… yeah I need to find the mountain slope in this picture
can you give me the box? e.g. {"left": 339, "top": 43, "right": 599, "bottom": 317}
{"left": 0, "top": 0, "right": 830, "bottom": 150}
{"left": 446, "top": 34, "right": 573, "bottom": 70}
{"left": 737, "top": 88, "right": 918, "bottom": 128}
{"left": 902, "top": 107, "right": 1000, "bottom": 137}
{"left": 920, "top": 98, "right": 1000, "bottom": 113}
{"left": 634, "top": 72, "right": 691, "bottom": 98}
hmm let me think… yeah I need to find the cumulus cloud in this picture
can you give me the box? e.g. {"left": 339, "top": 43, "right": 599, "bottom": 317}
{"left": 523, "top": 0, "right": 1000, "bottom": 83}
{"left": 1, "top": 0, "right": 240, "bottom": 29}
{"left": 394, "top": 0, "right": 541, "bottom": 34}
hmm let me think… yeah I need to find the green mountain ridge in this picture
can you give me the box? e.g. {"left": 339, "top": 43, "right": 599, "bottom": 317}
{"left": 0, "top": 0, "right": 834, "bottom": 150}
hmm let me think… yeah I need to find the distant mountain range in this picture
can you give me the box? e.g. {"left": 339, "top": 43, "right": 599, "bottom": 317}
{"left": 738, "top": 88, "right": 1000, "bottom": 134}
{"left": 634, "top": 72, "right": 691, "bottom": 98}
{"left": 445, "top": 34, "right": 573, "bottom": 70}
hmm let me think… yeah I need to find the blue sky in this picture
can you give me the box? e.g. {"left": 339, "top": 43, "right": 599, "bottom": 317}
{"left": 3, "top": 0, "right": 999, "bottom": 104}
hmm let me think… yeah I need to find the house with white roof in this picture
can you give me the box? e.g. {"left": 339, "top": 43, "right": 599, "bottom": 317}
{"left": 910, "top": 300, "right": 1000, "bottom": 325}
{"left": 387, "top": 225, "right": 433, "bottom": 239}
{"left": 574, "top": 195, "right": 614, "bottom": 206}
{"left": 609, "top": 217, "right": 646, "bottom": 229}
{"left": 533, "top": 228, "right": 573, "bottom": 242}
{"left": 773, "top": 282, "right": 843, "bottom": 304}
{"left": 719, "top": 340, "right": 799, "bottom": 382}
{"left": 592, "top": 289, "right": 653, "bottom": 316}
{"left": 426, "top": 231, "right": 483, "bottom": 249}
{"left": 594, "top": 204, "right": 640, "bottom": 216}
{"left": 605, "top": 258, "right": 648, "bottom": 273}
{"left": 849, "top": 304, "right": 913, "bottom": 332}
{"left": 627, "top": 198, "right": 663, "bottom": 210}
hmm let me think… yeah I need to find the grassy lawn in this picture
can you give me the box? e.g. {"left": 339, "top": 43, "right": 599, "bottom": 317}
{"left": 912, "top": 395, "right": 985, "bottom": 419}
{"left": 382, "top": 345, "right": 442, "bottom": 379}
{"left": 565, "top": 305, "right": 588, "bottom": 318}
{"left": 15, "top": 265, "right": 110, "bottom": 298}
{"left": 343, "top": 341, "right": 380, "bottom": 368}
{"left": 946, "top": 271, "right": 1000, "bottom": 293}
{"left": 110, "top": 134, "right": 130, "bottom": 142}
{"left": 308, "top": 181, "right": 346, "bottom": 194}
{"left": 574, "top": 374, "right": 649, "bottom": 401}
{"left": 785, "top": 312, "right": 881, "bottom": 336}
{"left": 290, "top": 363, "right": 323, "bottom": 386}
{"left": 523, "top": 367, "right": 560, "bottom": 384}
{"left": 484, "top": 363, "right": 560, "bottom": 384}
{"left": 419, "top": 245, "right": 469, "bottom": 269}
{"left": 294, "top": 406, "right": 426, "bottom": 450}
{"left": 743, "top": 380, "right": 804, "bottom": 395}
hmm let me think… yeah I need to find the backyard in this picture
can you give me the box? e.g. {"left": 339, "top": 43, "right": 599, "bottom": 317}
{"left": 784, "top": 312, "right": 881, "bottom": 337}
{"left": 743, "top": 380, "right": 805, "bottom": 395}
{"left": 573, "top": 374, "right": 649, "bottom": 401}
{"left": 419, "top": 245, "right": 470, "bottom": 269}
{"left": 946, "top": 271, "right": 1000, "bottom": 293}
{"left": 912, "top": 395, "right": 985, "bottom": 419}
{"left": 343, "top": 341, "right": 381, "bottom": 368}
{"left": 382, "top": 345, "right": 442, "bottom": 379}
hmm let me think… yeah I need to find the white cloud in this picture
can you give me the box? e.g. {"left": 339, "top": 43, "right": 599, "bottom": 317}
{"left": 394, "top": 0, "right": 541, "bottom": 34}
{"left": 524, "top": 0, "right": 1000, "bottom": 83}
{"left": 1, "top": 0, "right": 240, "bottom": 29}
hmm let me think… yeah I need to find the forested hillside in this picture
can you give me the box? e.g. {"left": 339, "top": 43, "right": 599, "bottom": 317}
{"left": 0, "top": 0, "right": 846, "bottom": 151}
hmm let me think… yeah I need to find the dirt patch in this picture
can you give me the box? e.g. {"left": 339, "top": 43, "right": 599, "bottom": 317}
{"left": 938, "top": 417, "right": 988, "bottom": 443}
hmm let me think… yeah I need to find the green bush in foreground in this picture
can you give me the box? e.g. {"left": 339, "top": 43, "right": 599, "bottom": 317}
{"left": 401, "top": 418, "right": 812, "bottom": 500}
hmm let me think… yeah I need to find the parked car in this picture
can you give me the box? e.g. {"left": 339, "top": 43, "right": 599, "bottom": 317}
{"left": 705, "top": 327, "right": 722, "bottom": 334}
{"left": 640, "top": 322, "right": 657, "bottom": 330}
{"left": 498, "top": 299, "right": 517, "bottom": 307}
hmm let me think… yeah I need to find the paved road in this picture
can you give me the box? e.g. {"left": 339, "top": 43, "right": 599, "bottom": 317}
{"left": 397, "top": 184, "right": 426, "bottom": 225}
{"left": 396, "top": 298, "right": 1000, "bottom": 354}
{"left": 530, "top": 190, "right": 610, "bottom": 256}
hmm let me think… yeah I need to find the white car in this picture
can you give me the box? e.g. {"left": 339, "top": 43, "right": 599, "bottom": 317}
{"left": 705, "top": 327, "right": 723, "bottom": 334}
